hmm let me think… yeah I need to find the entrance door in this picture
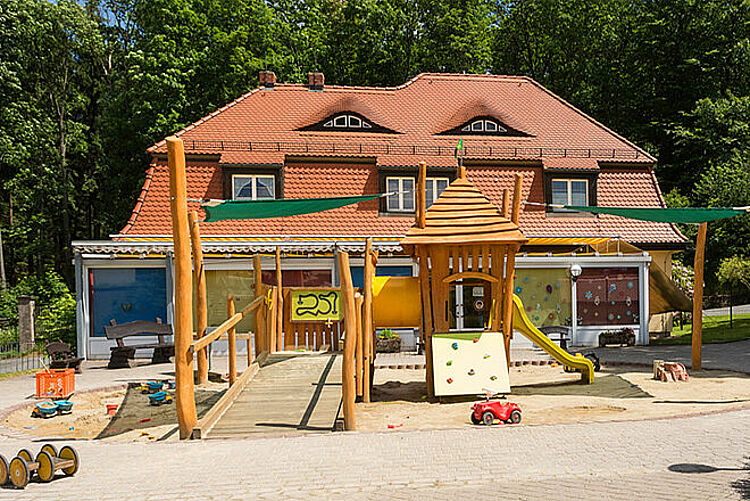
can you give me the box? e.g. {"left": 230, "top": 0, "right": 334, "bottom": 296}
{"left": 449, "top": 280, "right": 491, "bottom": 331}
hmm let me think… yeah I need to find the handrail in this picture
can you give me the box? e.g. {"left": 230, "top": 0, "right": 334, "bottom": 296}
{"left": 191, "top": 313, "right": 243, "bottom": 353}
{"left": 190, "top": 294, "right": 265, "bottom": 353}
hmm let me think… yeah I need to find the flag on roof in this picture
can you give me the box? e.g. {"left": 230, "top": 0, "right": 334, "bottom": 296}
{"left": 454, "top": 138, "right": 463, "bottom": 159}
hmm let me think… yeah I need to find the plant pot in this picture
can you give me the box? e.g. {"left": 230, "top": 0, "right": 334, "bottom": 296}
{"left": 376, "top": 337, "right": 401, "bottom": 353}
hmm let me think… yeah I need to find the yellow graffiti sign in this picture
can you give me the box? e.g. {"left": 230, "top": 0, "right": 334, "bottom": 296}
{"left": 291, "top": 289, "right": 342, "bottom": 322}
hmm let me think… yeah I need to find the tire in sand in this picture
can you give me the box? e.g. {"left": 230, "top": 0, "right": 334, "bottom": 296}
{"left": 58, "top": 446, "right": 79, "bottom": 476}
{"left": 9, "top": 457, "right": 30, "bottom": 488}
{"left": 36, "top": 451, "right": 55, "bottom": 482}
{"left": 41, "top": 443, "right": 58, "bottom": 458}
{"left": 0, "top": 454, "right": 8, "bottom": 485}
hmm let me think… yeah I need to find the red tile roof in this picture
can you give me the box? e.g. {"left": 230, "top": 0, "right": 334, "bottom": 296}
{"left": 119, "top": 73, "right": 684, "bottom": 246}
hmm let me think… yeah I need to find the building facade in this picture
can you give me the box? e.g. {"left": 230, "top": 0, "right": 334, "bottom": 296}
{"left": 73, "top": 72, "right": 687, "bottom": 359}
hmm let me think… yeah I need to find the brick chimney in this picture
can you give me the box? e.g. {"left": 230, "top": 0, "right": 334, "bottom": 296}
{"left": 308, "top": 72, "right": 324, "bottom": 91}
{"left": 259, "top": 70, "right": 276, "bottom": 88}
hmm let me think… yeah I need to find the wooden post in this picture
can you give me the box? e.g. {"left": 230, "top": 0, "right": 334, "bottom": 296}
{"left": 275, "top": 248, "right": 283, "bottom": 351}
{"left": 692, "top": 222, "right": 708, "bottom": 371}
{"left": 227, "top": 294, "right": 237, "bottom": 387}
{"left": 269, "top": 286, "right": 277, "bottom": 353}
{"left": 337, "top": 251, "right": 357, "bottom": 430}
{"left": 166, "top": 136, "right": 198, "bottom": 439}
{"left": 362, "top": 238, "right": 374, "bottom": 402}
{"left": 417, "top": 161, "right": 427, "bottom": 228}
{"left": 188, "top": 211, "right": 209, "bottom": 385}
{"left": 418, "top": 247, "right": 434, "bottom": 398}
{"left": 502, "top": 189, "right": 510, "bottom": 219}
{"left": 490, "top": 245, "right": 504, "bottom": 331}
{"left": 502, "top": 246, "right": 517, "bottom": 370}
{"left": 511, "top": 173, "right": 523, "bottom": 225}
{"left": 355, "top": 294, "right": 364, "bottom": 398}
{"left": 253, "top": 255, "right": 264, "bottom": 354}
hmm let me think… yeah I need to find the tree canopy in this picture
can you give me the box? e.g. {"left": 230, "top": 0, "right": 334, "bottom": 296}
{"left": 0, "top": 0, "right": 748, "bottom": 292}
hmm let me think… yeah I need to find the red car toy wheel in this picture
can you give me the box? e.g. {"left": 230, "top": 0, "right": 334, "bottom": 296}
{"left": 470, "top": 413, "right": 482, "bottom": 425}
{"left": 482, "top": 411, "right": 495, "bottom": 425}
{"left": 508, "top": 410, "right": 521, "bottom": 424}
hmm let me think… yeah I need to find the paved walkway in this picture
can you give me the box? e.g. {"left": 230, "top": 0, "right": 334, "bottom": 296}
{"left": 584, "top": 338, "right": 750, "bottom": 373}
{"left": 0, "top": 409, "right": 747, "bottom": 499}
{"left": 208, "top": 353, "right": 342, "bottom": 438}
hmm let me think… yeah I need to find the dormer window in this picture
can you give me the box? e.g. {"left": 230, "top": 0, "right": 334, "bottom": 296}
{"left": 300, "top": 112, "right": 397, "bottom": 133}
{"left": 439, "top": 115, "right": 530, "bottom": 137}
{"left": 463, "top": 119, "right": 505, "bottom": 133}
{"left": 323, "top": 114, "right": 372, "bottom": 129}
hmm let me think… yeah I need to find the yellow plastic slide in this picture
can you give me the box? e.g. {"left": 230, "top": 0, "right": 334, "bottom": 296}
{"left": 511, "top": 295, "right": 595, "bottom": 383}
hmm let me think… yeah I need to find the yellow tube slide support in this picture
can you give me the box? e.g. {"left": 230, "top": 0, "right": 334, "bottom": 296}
{"left": 511, "top": 295, "right": 595, "bottom": 384}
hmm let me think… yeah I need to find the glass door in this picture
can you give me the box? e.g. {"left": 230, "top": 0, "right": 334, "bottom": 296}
{"left": 449, "top": 280, "right": 491, "bottom": 331}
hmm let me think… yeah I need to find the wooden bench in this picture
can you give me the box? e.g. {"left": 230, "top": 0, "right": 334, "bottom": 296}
{"left": 45, "top": 341, "right": 84, "bottom": 373}
{"left": 104, "top": 318, "right": 174, "bottom": 369}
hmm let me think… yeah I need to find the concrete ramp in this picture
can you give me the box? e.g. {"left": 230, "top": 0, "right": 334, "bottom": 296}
{"left": 208, "top": 353, "right": 342, "bottom": 438}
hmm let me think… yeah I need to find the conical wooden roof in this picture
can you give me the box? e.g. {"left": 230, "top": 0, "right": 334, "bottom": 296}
{"left": 400, "top": 177, "right": 527, "bottom": 250}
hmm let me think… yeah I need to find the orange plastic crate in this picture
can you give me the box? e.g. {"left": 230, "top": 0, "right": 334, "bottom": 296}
{"left": 35, "top": 369, "right": 75, "bottom": 399}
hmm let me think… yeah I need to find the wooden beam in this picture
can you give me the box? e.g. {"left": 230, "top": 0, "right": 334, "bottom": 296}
{"left": 227, "top": 295, "right": 237, "bottom": 387}
{"left": 490, "top": 245, "right": 503, "bottom": 331}
{"left": 355, "top": 294, "right": 364, "bottom": 398}
{"left": 166, "top": 136, "right": 198, "bottom": 439}
{"left": 502, "top": 189, "right": 510, "bottom": 219}
{"left": 192, "top": 313, "right": 244, "bottom": 354}
{"left": 188, "top": 210, "right": 208, "bottom": 385}
{"left": 441, "top": 270, "right": 498, "bottom": 285}
{"left": 417, "top": 161, "right": 427, "bottom": 228}
{"left": 692, "top": 222, "right": 708, "bottom": 370}
{"left": 275, "top": 249, "right": 284, "bottom": 351}
{"left": 337, "top": 251, "right": 357, "bottom": 430}
{"left": 502, "top": 246, "right": 517, "bottom": 369}
{"left": 418, "top": 247, "right": 434, "bottom": 398}
{"left": 253, "top": 255, "right": 264, "bottom": 354}
{"left": 268, "top": 286, "right": 277, "bottom": 353}
{"left": 362, "top": 238, "right": 374, "bottom": 403}
{"left": 512, "top": 174, "right": 523, "bottom": 225}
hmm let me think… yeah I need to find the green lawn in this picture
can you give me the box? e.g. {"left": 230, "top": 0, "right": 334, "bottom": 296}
{"left": 652, "top": 313, "right": 750, "bottom": 345}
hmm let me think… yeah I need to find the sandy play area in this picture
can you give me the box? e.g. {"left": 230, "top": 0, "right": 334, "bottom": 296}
{"left": 356, "top": 364, "right": 750, "bottom": 432}
{"left": 3, "top": 382, "right": 225, "bottom": 442}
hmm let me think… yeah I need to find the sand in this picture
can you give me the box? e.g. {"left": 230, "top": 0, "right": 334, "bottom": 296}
{"left": 356, "top": 365, "right": 750, "bottom": 432}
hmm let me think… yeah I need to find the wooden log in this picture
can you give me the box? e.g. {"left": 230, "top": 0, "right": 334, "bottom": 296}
{"left": 362, "top": 238, "right": 374, "bottom": 402}
{"left": 692, "top": 222, "right": 708, "bottom": 370}
{"left": 417, "top": 161, "right": 426, "bottom": 228}
{"left": 275, "top": 248, "right": 283, "bottom": 352}
{"left": 337, "top": 251, "right": 357, "bottom": 430}
{"left": 491, "top": 245, "right": 504, "bottom": 331}
{"left": 482, "top": 244, "right": 490, "bottom": 275}
{"left": 418, "top": 247, "right": 434, "bottom": 398}
{"left": 502, "top": 246, "right": 517, "bottom": 369}
{"left": 502, "top": 189, "right": 510, "bottom": 219}
{"left": 512, "top": 174, "right": 523, "bottom": 225}
{"left": 355, "top": 294, "right": 364, "bottom": 398}
{"left": 166, "top": 137, "right": 198, "bottom": 439}
{"left": 430, "top": 246, "right": 451, "bottom": 332}
{"left": 227, "top": 295, "right": 237, "bottom": 387}
{"left": 268, "top": 286, "right": 277, "bottom": 353}
{"left": 283, "top": 289, "right": 294, "bottom": 350}
{"left": 188, "top": 210, "right": 209, "bottom": 385}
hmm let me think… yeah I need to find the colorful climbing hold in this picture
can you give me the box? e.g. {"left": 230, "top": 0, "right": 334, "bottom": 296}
{"left": 490, "top": 375, "right": 497, "bottom": 381}
{"left": 473, "top": 337, "right": 479, "bottom": 343}
{"left": 446, "top": 360, "right": 453, "bottom": 366}
{"left": 468, "top": 369, "right": 475, "bottom": 376}
{"left": 451, "top": 342, "right": 458, "bottom": 350}
{"left": 546, "top": 284, "right": 553, "bottom": 294}
{"left": 483, "top": 353, "right": 491, "bottom": 359}
{"left": 447, "top": 378, "right": 453, "bottom": 384}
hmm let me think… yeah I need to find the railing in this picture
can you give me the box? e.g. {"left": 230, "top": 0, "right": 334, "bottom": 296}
{"left": 0, "top": 342, "right": 48, "bottom": 376}
{"left": 180, "top": 138, "right": 647, "bottom": 161}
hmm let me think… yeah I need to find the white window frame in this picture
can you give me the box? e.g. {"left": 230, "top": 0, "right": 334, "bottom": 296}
{"left": 231, "top": 174, "right": 276, "bottom": 200}
{"left": 550, "top": 178, "right": 589, "bottom": 207}
{"left": 425, "top": 177, "right": 450, "bottom": 207}
{"left": 386, "top": 176, "right": 415, "bottom": 213}
{"left": 323, "top": 114, "right": 372, "bottom": 129}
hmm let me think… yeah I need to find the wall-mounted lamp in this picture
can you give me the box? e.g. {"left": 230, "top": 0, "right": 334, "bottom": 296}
{"left": 569, "top": 264, "right": 582, "bottom": 282}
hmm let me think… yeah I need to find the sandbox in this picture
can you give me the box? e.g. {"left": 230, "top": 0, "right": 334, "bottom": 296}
{"left": 356, "top": 364, "right": 750, "bottom": 432}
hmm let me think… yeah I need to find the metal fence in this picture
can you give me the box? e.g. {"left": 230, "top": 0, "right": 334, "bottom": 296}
{"left": 0, "top": 342, "right": 48, "bottom": 376}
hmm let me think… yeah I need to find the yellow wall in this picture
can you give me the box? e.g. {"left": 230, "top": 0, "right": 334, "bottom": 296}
{"left": 649, "top": 250, "right": 677, "bottom": 334}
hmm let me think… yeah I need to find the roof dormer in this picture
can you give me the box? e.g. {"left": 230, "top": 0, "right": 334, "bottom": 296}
{"left": 299, "top": 111, "right": 398, "bottom": 134}
{"left": 439, "top": 115, "right": 530, "bottom": 137}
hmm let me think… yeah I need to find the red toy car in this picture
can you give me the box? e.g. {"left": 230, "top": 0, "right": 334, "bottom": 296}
{"left": 471, "top": 398, "right": 522, "bottom": 426}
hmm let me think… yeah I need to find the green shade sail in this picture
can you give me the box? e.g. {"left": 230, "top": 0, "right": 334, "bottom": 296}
{"left": 564, "top": 206, "right": 748, "bottom": 223}
{"left": 202, "top": 193, "right": 385, "bottom": 222}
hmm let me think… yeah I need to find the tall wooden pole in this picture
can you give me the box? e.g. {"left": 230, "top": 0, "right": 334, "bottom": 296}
{"left": 227, "top": 294, "right": 237, "bottom": 387}
{"left": 355, "top": 294, "right": 364, "bottom": 398}
{"left": 337, "top": 251, "right": 357, "bottom": 430}
{"left": 511, "top": 174, "right": 522, "bottom": 225}
{"left": 253, "top": 255, "right": 264, "bottom": 354}
{"left": 275, "top": 248, "right": 284, "bottom": 351}
{"left": 362, "top": 238, "right": 374, "bottom": 402}
{"left": 502, "top": 189, "right": 510, "bottom": 219}
{"left": 418, "top": 247, "right": 434, "bottom": 397}
{"left": 417, "top": 161, "right": 427, "bottom": 228}
{"left": 502, "top": 247, "right": 517, "bottom": 370}
{"left": 692, "top": 222, "right": 708, "bottom": 371}
{"left": 166, "top": 136, "right": 198, "bottom": 439}
{"left": 188, "top": 211, "right": 208, "bottom": 384}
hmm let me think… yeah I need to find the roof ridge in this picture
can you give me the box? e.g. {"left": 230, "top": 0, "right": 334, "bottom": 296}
{"left": 521, "top": 76, "right": 656, "bottom": 162}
